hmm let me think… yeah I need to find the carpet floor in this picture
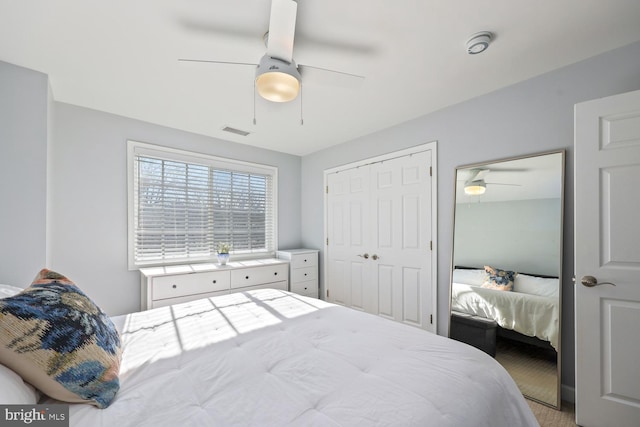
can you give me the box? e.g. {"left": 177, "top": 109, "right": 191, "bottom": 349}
{"left": 527, "top": 400, "right": 576, "bottom": 427}
{"left": 495, "top": 337, "right": 558, "bottom": 406}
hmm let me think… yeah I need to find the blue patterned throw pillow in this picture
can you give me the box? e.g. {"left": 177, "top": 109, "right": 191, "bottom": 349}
{"left": 0, "top": 269, "right": 121, "bottom": 408}
{"left": 482, "top": 265, "right": 517, "bottom": 291}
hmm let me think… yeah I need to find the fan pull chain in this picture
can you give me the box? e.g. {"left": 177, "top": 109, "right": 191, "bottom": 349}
{"left": 253, "top": 79, "right": 257, "bottom": 125}
{"left": 300, "top": 84, "right": 304, "bottom": 125}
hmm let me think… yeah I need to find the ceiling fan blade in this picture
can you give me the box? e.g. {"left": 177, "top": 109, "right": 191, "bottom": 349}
{"left": 485, "top": 182, "right": 522, "bottom": 187}
{"left": 179, "top": 16, "right": 376, "bottom": 58}
{"left": 178, "top": 58, "right": 258, "bottom": 67}
{"left": 475, "top": 169, "right": 490, "bottom": 180}
{"left": 294, "top": 33, "right": 378, "bottom": 57}
{"left": 177, "top": 17, "right": 261, "bottom": 43}
{"left": 487, "top": 167, "right": 530, "bottom": 172}
{"left": 298, "top": 64, "right": 364, "bottom": 89}
{"left": 464, "top": 168, "right": 489, "bottom": 182}
{"left": 266, "top": 0, "right": 297, "bottom": 62}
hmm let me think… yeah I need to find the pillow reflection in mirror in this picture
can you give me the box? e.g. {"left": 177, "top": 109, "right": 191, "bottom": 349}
{"left": 514, "top": 274, "right": 559, "bottom": 297}
{"left": 482, "top": 266, "right": 517, "bottom": 291}
{"left": 452, "top": 269, "right": 486, "bottom": 287}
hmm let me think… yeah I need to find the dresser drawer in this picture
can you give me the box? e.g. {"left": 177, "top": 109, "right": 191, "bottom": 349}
{"left": 233, "top": 280, "right": 288, "bottom": 293}
{"left": 153, "top": 271, "right": 230, "bottom": 300}
{"left": 290, "top": 280, "right": 318, "bottom": 296}
{"left": 150, "top": 289, "right": 229, "bottom": 309}
{"left": 230, "top": 263, "right": 288, "bottom": 289}
{"left": 291, "top": 266, "right": 317, "bottom": 282}
{"left": 290, "top": 253, "right": 318, "bottom": 269}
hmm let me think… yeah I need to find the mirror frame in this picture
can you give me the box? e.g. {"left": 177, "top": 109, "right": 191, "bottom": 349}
{"left": 448, "top": 149, "right": 565, "bottom": 409}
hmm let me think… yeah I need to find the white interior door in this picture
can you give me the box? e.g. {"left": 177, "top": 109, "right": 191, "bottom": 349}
{"left": 326, "top": 166, "right": 370, "bottom": 310}
{"left": 326, "top": 146, "right": 435, "bottom": 332}
{"left": 369, "top": 152, "right": 432, "bottom": 329}
{"left": 574, "top": 89, "right": 640, "bottom": 427}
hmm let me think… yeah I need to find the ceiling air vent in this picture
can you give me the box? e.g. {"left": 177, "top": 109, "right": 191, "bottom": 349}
{"left": 222, "top": 126, "right": 251, "bottom": 137}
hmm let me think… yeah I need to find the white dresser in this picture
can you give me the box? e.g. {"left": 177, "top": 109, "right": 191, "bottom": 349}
{"left": 276, "top": 249, "right": 319, "bottom": 298}
{"left": 140, "top": 259, "right": 289, "bottom": 310}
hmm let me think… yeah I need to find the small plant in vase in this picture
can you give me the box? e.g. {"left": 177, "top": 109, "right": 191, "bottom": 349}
{"left": 216, "top": 243, "right": 231, "bottom": 265}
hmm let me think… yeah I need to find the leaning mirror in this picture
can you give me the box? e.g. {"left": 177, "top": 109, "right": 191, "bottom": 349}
{"left": 449, "top": 150, "right": 565, "bottom": 408}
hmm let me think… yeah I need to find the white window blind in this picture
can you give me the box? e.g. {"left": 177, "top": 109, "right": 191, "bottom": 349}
{"left": 128, "top": 141, "right": 276, "bottom": 268}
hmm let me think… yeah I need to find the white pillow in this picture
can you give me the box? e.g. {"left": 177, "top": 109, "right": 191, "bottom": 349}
{"left": 0, "top": 284, "right": 24, "bottom": 299}
{"left": 514, "top": 274, "right": 559, "bottom": 297}
{"left": 0, "top": 363, "right": 39, "bottom": 404}
{"left": 452, "top": 269, "right": 486, "bottom": 286}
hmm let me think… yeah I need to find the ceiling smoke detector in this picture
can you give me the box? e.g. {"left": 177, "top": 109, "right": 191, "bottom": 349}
{"left": 466, "top": 32, "right": 493, "bottom": 55}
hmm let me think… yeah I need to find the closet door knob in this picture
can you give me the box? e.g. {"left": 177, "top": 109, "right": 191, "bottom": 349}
{"left": 357, "top": 253, "right": 369, "bottom": 259}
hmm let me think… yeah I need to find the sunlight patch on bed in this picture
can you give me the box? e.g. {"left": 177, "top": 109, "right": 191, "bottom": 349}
{"left": 116, "top": 291, "right": 326, "bottom": 372}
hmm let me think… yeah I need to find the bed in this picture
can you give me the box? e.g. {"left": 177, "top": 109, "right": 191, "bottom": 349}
{"left": 2, "top": 280, "right": 539, "bottom": 426}
{"left": 450, "top": 267, "right": 559, "bottom": 350}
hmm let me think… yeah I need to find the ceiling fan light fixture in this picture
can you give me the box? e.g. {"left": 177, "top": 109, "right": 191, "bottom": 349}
{"left": 255, "top": 55, "right": 301, "bottom": 102}
{"left": 464, "top": 180, "right": 487, "bottom": 195}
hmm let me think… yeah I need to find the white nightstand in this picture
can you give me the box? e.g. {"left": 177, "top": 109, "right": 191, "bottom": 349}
{"left": 276, "top": 249, "right": 319, "bottom": 298}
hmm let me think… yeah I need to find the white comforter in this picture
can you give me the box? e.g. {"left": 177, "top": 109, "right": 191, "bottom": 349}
{"left": 65, "top": 289, "right": 538, "bottom": 427}
{"left": 451, "top": 282, "right": 559, "bottom": 350}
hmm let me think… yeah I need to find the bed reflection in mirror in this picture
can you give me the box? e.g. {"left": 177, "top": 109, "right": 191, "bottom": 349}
{"left": 449, "top": 150, "right": 564, "bottom": 409}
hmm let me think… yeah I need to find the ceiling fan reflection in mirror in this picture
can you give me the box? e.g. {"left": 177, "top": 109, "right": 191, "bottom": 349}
{"left": 178, "top": 0, "right": 365, "bottom": 104}
{"left": 461, "top": 168, "right": 523, "bottom": 196}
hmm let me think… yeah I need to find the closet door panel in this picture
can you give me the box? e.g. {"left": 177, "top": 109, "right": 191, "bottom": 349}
{"left": 402, "top": 267, "right": 421, "bottom": 326}
{"left": 370, "top": 151, "right": 432, "bottom": 328}
{"left": 377, "top": 264, "right": 394, "bottom": 318}
{"left": 327, "top": 167, "right": 371, "bottom": 308}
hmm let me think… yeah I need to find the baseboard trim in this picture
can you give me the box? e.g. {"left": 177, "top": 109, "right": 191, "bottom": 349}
{"left": 561, "top": 384, "right": 575, "bottom": 403}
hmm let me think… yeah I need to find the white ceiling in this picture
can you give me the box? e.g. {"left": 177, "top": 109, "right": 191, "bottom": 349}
{"left": 2, "top": 1, "right": 640, "bottom": 156}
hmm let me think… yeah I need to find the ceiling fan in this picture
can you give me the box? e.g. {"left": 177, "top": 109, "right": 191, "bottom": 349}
{"left": 178, "top": 0, "right": 365, "bottom": 103}
{"left": 461, "top": 168, "right": 523, "bottom": 196}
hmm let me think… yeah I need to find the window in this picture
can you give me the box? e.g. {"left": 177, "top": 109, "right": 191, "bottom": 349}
{"left": 128, "top": 141, "right": 277, "bottom": 268}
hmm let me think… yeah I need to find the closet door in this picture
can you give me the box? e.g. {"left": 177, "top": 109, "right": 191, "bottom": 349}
{"left": 326, "top": 166, "right": 370, "bottom": 311}
{"left": 326, "top": 149, "right": 433, "bottom": 331}
{"left": 370, "top": 151, "right": 432, "bottom": 329}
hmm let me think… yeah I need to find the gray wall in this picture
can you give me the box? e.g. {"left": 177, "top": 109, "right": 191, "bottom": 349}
{"left": 0, "top": 61, "right": 49, "bottom": 287}
{"left": 50, "top": 103, "right": 302, "bottom": 316}
{"left": 453, "top": 199, "right": 562, "bottom": 276}
{"left": 1, "top": 58, "right": 302, "bottom": 316}
{"left": 300, "top": 40, "right": 640, "bottom": 394}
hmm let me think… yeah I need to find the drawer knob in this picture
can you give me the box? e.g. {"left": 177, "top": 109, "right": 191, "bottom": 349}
{"left": 304, "top": 273, "right": 307, "bottom": 276}
{"left": 172, "top": 284, "right": 177, "bottom": 289}
{"left": 212, "top": 280, "right": 217, "bottom": 284}
{"left": 245, "top": 276, "right": 249, "bottom": 279}
{"left": 304, "top": 259, "right": 307, "bottom": 262}
{"left": 274, "top": 272, "right": 278, "bottom": 275}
